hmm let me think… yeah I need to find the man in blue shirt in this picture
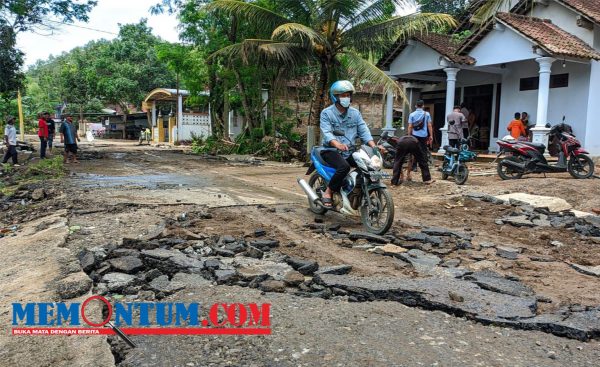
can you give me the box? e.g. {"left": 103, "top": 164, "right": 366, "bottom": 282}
{"left": 319, "top": 80, "right": 378, "bottom": 208}
{"left": 406, "top": 100, "right": 433, "bottom": 183}
{"left": 59, "top": 115, "right": 80, "bottom": 163}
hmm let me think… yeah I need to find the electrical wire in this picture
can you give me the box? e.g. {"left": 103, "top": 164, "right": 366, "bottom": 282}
{"left": 44, "top": 19, "right": 118, "bottom": 35}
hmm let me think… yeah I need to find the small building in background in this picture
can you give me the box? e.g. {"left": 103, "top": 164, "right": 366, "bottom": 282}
{"left": 142, "top": 88, "right": 211, "bottom": 144}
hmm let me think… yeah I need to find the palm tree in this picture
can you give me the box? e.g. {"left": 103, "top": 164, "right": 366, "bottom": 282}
{"left": 205, "top": 0, "right": 456, "bottom": 124}
{"left": 471, "top": 0, "right": 533, "bottom": 24}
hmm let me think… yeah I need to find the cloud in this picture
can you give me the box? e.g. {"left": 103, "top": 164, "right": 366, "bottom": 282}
{"left": 17, "top": 0, "right": 180, "bottom": 67}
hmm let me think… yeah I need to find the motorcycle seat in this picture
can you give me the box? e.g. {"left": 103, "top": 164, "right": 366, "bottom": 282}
{"left": 312, "top": 147, "right": 337, "bottom": 168}
{"left": 443, "top": 146, "right": 460, "bottom": 154}
{"left": 521, "top": 142, "right": 546, "bottom": 151}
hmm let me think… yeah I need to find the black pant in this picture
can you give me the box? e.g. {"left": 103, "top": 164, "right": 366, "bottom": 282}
{"left": 2, "top": 145, "right": 18, "bottom": 164}
{"left": 48, "top": 133, "right": 54, "bottom": 149}
{"left": 463, "top": 128, "right": 469, "bottom": 139}
{"left": 392, "top": 139, "right": 431, "bottom": 184}
{"left": 39, "top": 137, "right": 47, "bottom": 158}
{"left": 449, "top": 139, "right": 459, "bottom": 148}
{"left": 321, "top": 150, "right": 355, "bottom": 192}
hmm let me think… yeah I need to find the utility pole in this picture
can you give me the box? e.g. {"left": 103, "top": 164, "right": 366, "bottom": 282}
{"left": 17, "top": 90, "right": 25, "bottom": 141}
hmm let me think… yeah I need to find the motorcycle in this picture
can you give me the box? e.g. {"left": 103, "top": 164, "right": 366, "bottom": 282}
{"left": 297, "top": 130, "right": 395, "bottom": 235}
{"left": 496, "top": 122, "right": 594, "bottom": 180}
{"left": 376, "top": 131, "right": 399, "bottom": 169}
{"left": 441, "top": 139, "right": 477, "bottom": 185}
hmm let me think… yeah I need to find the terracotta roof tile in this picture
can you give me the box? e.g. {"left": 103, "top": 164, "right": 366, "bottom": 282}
{"left": 495, "top": 12, "right": 600, "bottom": 60}
{"left": 557, "top": 0, "right": 600, "bottom": 25}
{"left": 378, "top": 33, "right": 475, "bottom": 68}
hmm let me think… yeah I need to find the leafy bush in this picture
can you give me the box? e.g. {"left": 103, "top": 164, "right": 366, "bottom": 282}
{"left": 22, "top": 156, "right": 65, "bottom": 179}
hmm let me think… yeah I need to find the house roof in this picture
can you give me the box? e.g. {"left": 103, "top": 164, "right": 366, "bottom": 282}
{"left": 378, "top": 33, "right": 475, "bottom": 69}
{"left": 495, "top": 12, "right": 600, "bottom": 60}
{"left": 556, "top": 0, "right": 600, "bottom": 25}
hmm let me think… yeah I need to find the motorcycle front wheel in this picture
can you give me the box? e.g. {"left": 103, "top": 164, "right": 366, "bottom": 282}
{"left": 360, "top": 188, "right": 394, "bottom": 235}
{"left": 455, "top": 163, "right": 469, "bottom": 185}
{"left": 308, "top": 173, "right": 328, "bottom": 214}
{"left": 568, "top": 154, "right": 595, "bottom": 179}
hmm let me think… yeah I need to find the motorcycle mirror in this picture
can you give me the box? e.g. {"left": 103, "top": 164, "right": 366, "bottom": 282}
{"left": 381, "top": 131, "right": 389, "bottom": 139}
{"left": 333, "top": 130, "right": 345, "bottom": 136}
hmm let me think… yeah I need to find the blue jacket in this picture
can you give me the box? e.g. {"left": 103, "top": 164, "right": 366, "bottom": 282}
{"left": 320, "top": 104, "right": 373, "bottom": 157}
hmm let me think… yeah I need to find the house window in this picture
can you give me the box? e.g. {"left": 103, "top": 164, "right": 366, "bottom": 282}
{"left": 550, "top": 73, "right": 569, "bottom": 88}
{"left": 520, "top": 77, "right": 539, "bottom": 91}
{"left": 519, "top": 74, "right": 569, "bottom": 91}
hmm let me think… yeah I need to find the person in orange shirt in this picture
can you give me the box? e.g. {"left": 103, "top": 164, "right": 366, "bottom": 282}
{"left": 507, "top": 112, "right": 526, "bottom": 140}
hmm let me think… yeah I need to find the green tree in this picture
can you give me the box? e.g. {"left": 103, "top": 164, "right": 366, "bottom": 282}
{"left": 206, "top": 0, "right": 456, "bottom": 125}
{"left": 417, "top": 0, "right": 469, "bottom": 18}
{"left": 0, "top": 0, "right": 97, "bottom": 94}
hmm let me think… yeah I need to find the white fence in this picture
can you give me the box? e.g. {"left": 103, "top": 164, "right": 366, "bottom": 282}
{"left": 178, "top": 113, "right": 211, "bottom": 141}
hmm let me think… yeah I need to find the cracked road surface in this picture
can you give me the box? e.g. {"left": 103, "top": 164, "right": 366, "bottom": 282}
{"left": 1, "top": 141, "right": 600, "bottom": 366}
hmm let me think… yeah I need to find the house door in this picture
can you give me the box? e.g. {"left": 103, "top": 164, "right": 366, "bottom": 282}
{"left": 462, "top": 84, "right": 494, "bottom": 150}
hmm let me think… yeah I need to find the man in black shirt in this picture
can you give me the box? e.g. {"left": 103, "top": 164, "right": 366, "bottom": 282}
{"left": 46, "top": 115, "right": 56, "bottom": 153}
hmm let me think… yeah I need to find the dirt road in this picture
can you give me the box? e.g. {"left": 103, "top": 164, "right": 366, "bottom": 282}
{"left": 1, "top": 140, "right": 600, "bottom": 366}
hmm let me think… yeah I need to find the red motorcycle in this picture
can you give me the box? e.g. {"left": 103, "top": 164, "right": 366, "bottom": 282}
{"left": 496, "top": 122, "right": 594, "bottom": 180}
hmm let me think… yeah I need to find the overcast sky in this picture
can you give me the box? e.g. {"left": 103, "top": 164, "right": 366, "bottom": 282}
{"left": 17, "top": 0, "right": 180, "bottom": 68}
{"left": 17, "top": 0, "right": 417, "bottom": 69}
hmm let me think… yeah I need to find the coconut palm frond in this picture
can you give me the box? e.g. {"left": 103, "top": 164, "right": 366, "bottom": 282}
{"left": 208, "top": 39, "right": 312, "bottom": 68}
{"left": 344, "top": 13, "right": 456, "bottom": 54}
{"left": 341, "top": 51, "right": 403, "bottom": 98}
{"left": 205, "top": 0, "right": 290, "bottom": 29}
{"left": 258, "top": 42, "right": 315, "bottom": 67}
{"left": 341, "top": 0, "right": 417, "bottom": 30}
{"left": 272, "top": 22, "right": 327, "bottom": 48}
{"left": 471, "top": 0, "right": 508, "bottom": 24}
{"left": 273, "top": 0, "right": 317, "bottom": 25}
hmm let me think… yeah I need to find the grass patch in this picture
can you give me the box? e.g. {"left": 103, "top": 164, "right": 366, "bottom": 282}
{"left": 20, "top": 157, "right": 66, "bottom": 180}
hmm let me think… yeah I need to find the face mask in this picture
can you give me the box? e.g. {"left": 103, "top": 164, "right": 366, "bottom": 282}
{"left": 339, "top": 97, "right": 351, "bottom": 108}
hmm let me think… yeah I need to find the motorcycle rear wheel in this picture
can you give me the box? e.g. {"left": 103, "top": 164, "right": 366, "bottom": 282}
{"left": 383, "top": 152, "right": 394, "bottom": 169}
{"left": 360, "top": 188, "right": 395, "bottom": 235}
{"left": 308, "top": 173, "right": 328, "bottom": 214}
{"left": 497, "top": 157, "right": 524, "bottom": 180}
{"left": 455, "top": 164, "right": 469, "bottom": 185}
{"left": 568, "top": 154, "right": 595, "bottom": 179}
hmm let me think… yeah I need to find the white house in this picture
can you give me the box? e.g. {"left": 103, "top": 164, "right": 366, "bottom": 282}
{"left": 379, "top": 0, "right": 600, "bottom": 156}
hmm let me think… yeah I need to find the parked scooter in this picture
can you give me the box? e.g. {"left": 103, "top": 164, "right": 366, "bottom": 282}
{"left": 496, "top": 121, "right": 594, "bottom": 180}
{"left": 441, "top": 139, "right": 477, "bottom": 185}
{"left": 298, "top": 130, "right": 395, "bottom": 235}
{"left": 376, "top": 131, "right": 399, "bottom": 169}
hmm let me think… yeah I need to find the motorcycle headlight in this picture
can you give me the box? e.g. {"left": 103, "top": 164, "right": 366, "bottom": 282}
{"left": 370, "top": 155, "right": 382, "bottom": 170}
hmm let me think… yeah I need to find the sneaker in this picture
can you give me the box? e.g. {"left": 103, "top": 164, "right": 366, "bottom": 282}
{"left": 13, "top": 164, "right": 21, "bottom": 167}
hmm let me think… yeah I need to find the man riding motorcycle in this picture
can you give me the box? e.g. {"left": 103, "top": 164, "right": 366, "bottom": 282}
{"left": 319, "top": 80, "right": 382, "bottom": 208}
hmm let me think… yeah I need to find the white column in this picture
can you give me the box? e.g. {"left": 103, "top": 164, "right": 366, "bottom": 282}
{"left": 585, "top": 60, "right": 600, "bottom": 156}
{"left": 383, "top": 89, "right": 396, "bottom": 135}
{"left": 439, "top": 67, "right": 460, "bottom": 153}
{"left": 488, "top": 83, "right": 499, "bottom": 153}
{"left": 151, "top": 101, "right": 157, "bottom": 142}
{"left": 177, "top": 94, "right": 183, "bottom": 143}
{"left": 532, "top": 57, "right": 555, "bottom": 146}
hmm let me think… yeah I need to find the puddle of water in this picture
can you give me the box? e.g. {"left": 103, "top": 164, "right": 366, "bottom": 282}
{"left": 73, "top": 173, "right": 209, "bottom": 189}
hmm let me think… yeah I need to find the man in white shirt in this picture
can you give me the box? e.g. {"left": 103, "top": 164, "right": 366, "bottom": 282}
{"left": 3, "top": 117, "right": 19, "bottom": 166}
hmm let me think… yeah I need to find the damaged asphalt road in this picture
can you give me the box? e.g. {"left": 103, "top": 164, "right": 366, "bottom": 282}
{"left": 1, "top": 142, "right": 600, "bottom": 366}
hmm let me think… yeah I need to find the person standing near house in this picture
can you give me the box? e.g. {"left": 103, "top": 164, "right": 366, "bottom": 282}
{"left": 447, "top": 106, "right": 465, "bottom": 147}
{"left": 507, "top": 112, "right": 526, "bottom": 140}
{"left": 521, "top": 112, "right": 532, "bottom": 141}
{"left": 38, "top": 112, "right": 49, "bottom": 159}
{"left": 60, "top": 115, "right": 80, "bottom": 164}
{"left": 46, "top": 114, "right": 56, "bottom": 154}
{"left": 460, "top": 103, "right": 470, "bottom": 139}
{"left": 3, "top": 117, "right": 19, "bottom": 166}
{"left": 406, "top": 100, "right": 432, "bottom": 181}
